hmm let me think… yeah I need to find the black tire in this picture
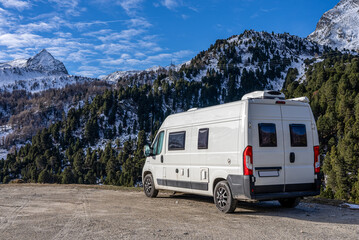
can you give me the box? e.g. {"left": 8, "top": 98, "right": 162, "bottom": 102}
{"left": 143, "top": 174, "right": 158, "bottom": 198}
{"left": 278, "top": 197, "right": 300, "bottom": 208}
{"left": 214, "top": 181, "right": 237, "bottom": 213}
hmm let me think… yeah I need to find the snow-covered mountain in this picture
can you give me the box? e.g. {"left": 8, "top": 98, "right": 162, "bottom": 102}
{"left": 0, "top": 49, "right": 96, "bottom": 92}
{"left": 103, "top": 30, "right": 325, "bottom": 91}
{"left": 308, "top": 0, "right": 359, "bottom": 51}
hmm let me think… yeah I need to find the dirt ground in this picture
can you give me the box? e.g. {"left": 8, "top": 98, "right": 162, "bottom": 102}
{"left": 0, "top": 184, "right": 358, "bottom": 240}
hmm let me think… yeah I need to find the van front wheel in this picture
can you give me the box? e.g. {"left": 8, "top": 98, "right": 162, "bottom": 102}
{"left": 278, "top": 197, "right": 300, "bottom": 208}
{"left": 214, "top": 181, "right": 237, "bottom": 213}
{"left": 143, "top": 174, "right": 158, "bottom": 198}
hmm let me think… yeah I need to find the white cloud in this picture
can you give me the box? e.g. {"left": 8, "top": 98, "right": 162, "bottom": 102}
{"left": 48, "top": 0, "right": 84, "bottom": 16}
{"left": 67, "top": 50, "right": 95, "bottom": 63}
{"left": 74, "top": 66, "right": 107, "bottom": 77}
{"left": 120, "top": 53, "right": 131, "bottom": 59}
{"left": 98, "top": 28, "right": 144, "bottom": 42}
{"left": 117, "top": 0, "right": 143, "bottom": 15}
{"left": 54, "top": 32, "right": 72, "bottom": 38}
{"left": 16, "top": 22, "right": 57, "bottom": 33}
{"left": 73, "top": 19, "right": 125, "bottom": 31}
{"left": 181, "top": 14, "right": 189, "bottom": 20}
{"left": 82, "top": 29, "right": 113, "bottom": 37}
{"left": 161, "top": 0, "right": 179, "bottom": 10}
{"left": 0, "top": 0, "right": 30, "bottom": 11}
{"left": 0, "top": 33, "right": 47, "bottom": 48}
{"left": 127, "top": 17, "right": 151, "bottom": 28}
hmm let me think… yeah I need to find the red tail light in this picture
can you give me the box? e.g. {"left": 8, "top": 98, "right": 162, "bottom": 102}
{"left": 243, "top": 146, "right": 253, "bottom": 175}
{"left": 275, "top": 101, "right": 286, "bottom": 104}
{"left": 314, "top": 145, "right": 320, "bottom": 173}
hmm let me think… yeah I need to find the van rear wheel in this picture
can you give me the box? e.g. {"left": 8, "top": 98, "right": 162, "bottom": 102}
{"left": 214, "top": 181, "right": 237, "bottom": 213}
{"left": 143, "top": 174, "right": 158, "bottom": 198}
{"left": 278, "top": 197, "right": 300, "bottom": 208}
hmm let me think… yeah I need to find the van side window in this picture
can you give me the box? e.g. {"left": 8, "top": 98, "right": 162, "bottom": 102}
{"left": 152, "top": 131, "right": 164, "bottom": 155}
{"left": 290, "top": 124, "right": 307, "bottom": 147}
{"left": 198, "top": 128, "right": 209, "bottom": 149}
{"left": 258, "top": 123, "right": 277, "bottom": 147}
{"left": 168, "top": 131, "right": 186, "bottom": 150}
{"left": 155, "top": 131, "right": 164, "bottom": 155}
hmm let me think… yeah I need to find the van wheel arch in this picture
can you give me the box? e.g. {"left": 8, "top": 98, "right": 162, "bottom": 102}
{"left": 213, "top": 178, "right": 226, "bottom": 194}
{"left": 143, "top": 171, "right": 152, "bottom": 181}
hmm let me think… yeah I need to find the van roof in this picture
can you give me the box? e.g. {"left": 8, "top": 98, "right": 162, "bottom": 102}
{"left": 160, "top": 92, "right": 310, "bottom": 129}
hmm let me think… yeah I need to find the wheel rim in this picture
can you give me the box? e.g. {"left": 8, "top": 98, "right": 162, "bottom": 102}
{"left": 145, "top": 177, "right": 152, "bottom": 194}
{"left": 216, "top": 186, "right": 228, "bottom": 209}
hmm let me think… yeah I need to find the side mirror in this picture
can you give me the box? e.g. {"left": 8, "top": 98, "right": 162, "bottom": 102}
{"left": 143, "top": 145, "right": 153, "bottom": 157}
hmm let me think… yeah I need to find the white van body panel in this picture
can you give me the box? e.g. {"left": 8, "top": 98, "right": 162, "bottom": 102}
{"left": 142, "top": 92, "right": 321, "bottom": 201}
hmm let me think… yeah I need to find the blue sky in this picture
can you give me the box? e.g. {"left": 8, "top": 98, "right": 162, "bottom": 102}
{"left": 0, "top": 0, "right": 339, "bottom": 78}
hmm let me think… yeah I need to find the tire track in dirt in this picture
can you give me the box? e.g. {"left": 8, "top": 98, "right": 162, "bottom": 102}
{"left": 0, "top": 193, "right": 36, "bottom": 233}
{"left": 51, "top": 190, "right": 92, "bottom": 240}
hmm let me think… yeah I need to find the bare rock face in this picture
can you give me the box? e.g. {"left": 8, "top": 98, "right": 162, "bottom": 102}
{"left": 26, "top": 49, "right": 68, "bottom": 75}
{"left": 308, "top": 0, "right": 359, "bottom": 50}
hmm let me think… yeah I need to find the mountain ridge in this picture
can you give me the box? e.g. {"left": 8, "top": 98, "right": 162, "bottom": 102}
{"left": 103, "top": 30, "right": 325, "bottom": 95}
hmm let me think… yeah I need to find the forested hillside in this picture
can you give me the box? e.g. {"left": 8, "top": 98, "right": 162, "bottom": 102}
{"left": 0, "top": 81, "right": 111, "bottom": 149}
{"left": 0, "top": 77, "right": 228, "bottom": 186}
{"left": 285, "top": 51, "right": 359, "bottom": 203}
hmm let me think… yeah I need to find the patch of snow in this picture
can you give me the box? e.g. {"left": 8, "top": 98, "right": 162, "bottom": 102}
{"left": 342, "top": 203, "right": 359, "bottom": 210}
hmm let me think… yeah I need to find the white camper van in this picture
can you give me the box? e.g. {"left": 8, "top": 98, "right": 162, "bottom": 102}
{"left": 142, "top": 90, "right": 321, "bottom": 213}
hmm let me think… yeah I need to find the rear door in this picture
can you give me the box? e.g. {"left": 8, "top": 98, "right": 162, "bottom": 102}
{"left": 249, "top": 103, "right": 285, "bottom": 191}
{"left": 281, "top": 104, "right": 315, "bottom": 190}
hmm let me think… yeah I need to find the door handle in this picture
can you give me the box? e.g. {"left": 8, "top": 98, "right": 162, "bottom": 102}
{"left": 161, "top": 155, "right": 164, "bottom": 163}
{"left": 290, "top": 152, "right": 295, "bottom": 163}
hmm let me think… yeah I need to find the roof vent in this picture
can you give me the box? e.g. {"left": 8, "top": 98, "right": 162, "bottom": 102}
{"left": 187, "top": 108, "right": 198, "bottom": 112}
{"left": 241, "top": 90, "right": 285, "bottom": 100}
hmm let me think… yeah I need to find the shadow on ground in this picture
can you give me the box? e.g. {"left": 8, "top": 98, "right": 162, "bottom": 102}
{"left": 158, "top": 193, "right": 359, "bottom": 225}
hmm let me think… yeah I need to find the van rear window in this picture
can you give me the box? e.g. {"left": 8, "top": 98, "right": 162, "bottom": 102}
{"left": 290, "top": 124, "right": 307, "bottom": 147}
{"left": 258, "top": 123, "right": 277, "bottom": 147}
{"left": 198, "top": 128, "right": 209, "bottom": 149}
{"left": 168, "top": 131, "right": 186, "bottom": 150}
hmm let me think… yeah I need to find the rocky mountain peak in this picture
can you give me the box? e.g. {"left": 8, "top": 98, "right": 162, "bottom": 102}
{"left": 26, "top": 49, "right": 68, "bottom": 75}
{"left": 308, "top": 0, "right": 359, "bottom": 51}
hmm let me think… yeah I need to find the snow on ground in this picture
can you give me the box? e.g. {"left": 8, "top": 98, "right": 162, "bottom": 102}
{"left": 0, "top": 149, "right": 8, "bottom": 160}
{"left": 342, "top": 203, "right": 359, "bottom": 210}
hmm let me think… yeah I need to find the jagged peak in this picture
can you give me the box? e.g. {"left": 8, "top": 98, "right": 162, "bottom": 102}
{"left": 27, "top": 49, "right": 55, "bottom": 66}
{"left": 26, "top": 49, "right": 68, "bottom": 75}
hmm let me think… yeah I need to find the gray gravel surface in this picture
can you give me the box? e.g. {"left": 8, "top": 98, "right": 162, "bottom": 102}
{"left": 0, "top": 184, "right": 358, "bottom": 240}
